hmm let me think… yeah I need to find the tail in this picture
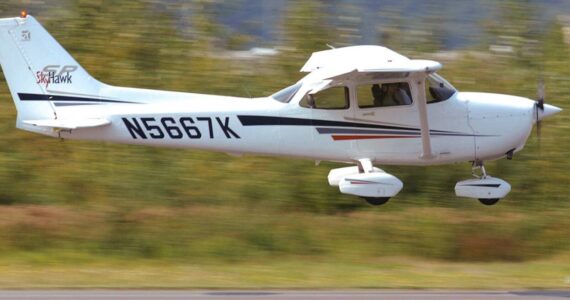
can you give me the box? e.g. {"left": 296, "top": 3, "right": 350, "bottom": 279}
{"left": 0, "top": 15, "right": 103, "bottom": 131}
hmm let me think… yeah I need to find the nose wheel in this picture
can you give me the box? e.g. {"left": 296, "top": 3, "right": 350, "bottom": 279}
{"left": 454, "top": 161, "right": 511, "bottom": 205}
{"left": 362, "top": 197, "right": 390, "bottom": 206}
{"left": 478, "top": 198, "right": 500, "bottom": 206}
{"left": 471, "top": 160, "right": 488, "bottom": 179}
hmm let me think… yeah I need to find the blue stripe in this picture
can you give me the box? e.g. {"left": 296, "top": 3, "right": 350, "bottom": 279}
{"left": 316, "top": 127, "right": 492, "bottom": 137}
{"left": 53, "top": 102, "right": 99, "bottom": 107}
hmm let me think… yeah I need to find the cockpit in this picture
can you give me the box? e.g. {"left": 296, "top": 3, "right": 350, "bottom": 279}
{"left": 270, "top": 72, "right": 457, "bottom": 105}
{"left": 426, "top": 73, "right": 456, "bottom": 103}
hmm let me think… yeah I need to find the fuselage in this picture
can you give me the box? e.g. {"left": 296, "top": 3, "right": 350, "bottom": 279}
{"left": 36, "top": 81, "right": 538, "bottom": 166}
{"left": 0, "top": 15, "right": 551, "bottom": 167}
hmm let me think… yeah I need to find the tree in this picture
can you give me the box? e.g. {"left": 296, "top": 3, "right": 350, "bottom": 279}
{"left": 482, "top": 0, "right": 542, "bottom": 65}
{"left": 279, "top": 0, "right": 337, "bottom": 76}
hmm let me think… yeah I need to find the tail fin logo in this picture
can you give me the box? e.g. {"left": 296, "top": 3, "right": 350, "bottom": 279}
{"left": 20, "top": 30, "right": 31, "bottom": 41}
{"left": 35, "top": 65, "right": 77, "bottom": 88}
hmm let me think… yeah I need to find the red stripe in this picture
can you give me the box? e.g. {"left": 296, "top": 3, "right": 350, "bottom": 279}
{"left": 332, "top": 135, "right": 419, "bottom": 141}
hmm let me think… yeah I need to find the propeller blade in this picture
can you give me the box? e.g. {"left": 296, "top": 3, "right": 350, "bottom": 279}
{"left": 534, "top": 78, "right": 544, "bottom": 147}
{"left": 536, "top": 117, "right": 541, "bottom": 139}
{"left": 537, "top": 78, "right": 545, "bottom": 110}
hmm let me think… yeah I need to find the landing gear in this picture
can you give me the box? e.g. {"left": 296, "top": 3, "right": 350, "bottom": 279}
{"left": 330, "top": 158, "right": 403, "bottom": 206}
{"left": 478, "top": 198, "right": 500, "bottom": 206}
{"left": 471, "top": 160, "right": 488, "bottom": 179}
{"left": 362, "top": 197, "right": 390, "bottom": 206}
{"left": 454, "top": 160, "right": 511, "bottom": 206}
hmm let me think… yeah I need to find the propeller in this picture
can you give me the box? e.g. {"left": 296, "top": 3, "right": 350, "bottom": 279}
{"left": 535, "top": 78, "right": 545, "bottom": 140}
{"left": 532, "top": 78, "right": 562, "bottom": 149}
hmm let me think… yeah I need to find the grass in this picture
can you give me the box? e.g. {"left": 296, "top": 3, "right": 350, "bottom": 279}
{"left": 0, "top": 254, "right": 568, "bottom": 289}
{"left": 0, "top": 204, "right": 568, "bottom": 289}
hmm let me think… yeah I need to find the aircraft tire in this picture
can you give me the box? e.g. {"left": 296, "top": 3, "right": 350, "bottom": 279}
{"left": 363, "top": 197, "right": 390, "bottom": 206}
{"left": 478, "top": 198, "right": 500, "bottom": 206}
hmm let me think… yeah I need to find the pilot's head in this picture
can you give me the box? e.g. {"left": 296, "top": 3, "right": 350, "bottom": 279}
{"left": 387, "top": 83, "right": 398, "bottom": 94}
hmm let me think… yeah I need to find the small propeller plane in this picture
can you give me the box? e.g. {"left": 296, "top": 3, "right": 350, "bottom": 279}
{"left": 0, "top": 14, "right": 562, "bottom": 206}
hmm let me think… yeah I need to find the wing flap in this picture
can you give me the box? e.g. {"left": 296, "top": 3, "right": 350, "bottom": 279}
{"left": 23, "top": 118, "right": 110, "bottom": 130}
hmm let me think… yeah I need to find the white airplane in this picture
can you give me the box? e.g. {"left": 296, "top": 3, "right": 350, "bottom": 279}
{"left": 0, "top": 14, "right": 562, "bottom": 206}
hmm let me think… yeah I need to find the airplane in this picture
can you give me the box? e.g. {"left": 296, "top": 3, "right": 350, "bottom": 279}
{"left": 0, "top": 14, "right": 562, "bottom": 206}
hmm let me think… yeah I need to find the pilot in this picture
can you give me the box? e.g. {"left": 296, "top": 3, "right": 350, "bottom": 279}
{"left": 396, "top": 83, "right": 412, "bottom": 105}
{"left": 371, "top": 84, "right": 382, "bottom": 105}
{"left": 375, "top": 83, "right": 411, "bottom": 107}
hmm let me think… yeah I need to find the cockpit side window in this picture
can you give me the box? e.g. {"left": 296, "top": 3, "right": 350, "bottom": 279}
{"left": 357, "top": 82, "right": 413, "bottom": 108}
{"left": 426, "top": 73, "right": 456, "bottom": 104}
{"left": 299, "top": 86, "right": 349, "bottom": 109}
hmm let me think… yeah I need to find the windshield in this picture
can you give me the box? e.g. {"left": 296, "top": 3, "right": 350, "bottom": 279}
{"left": 426, "top": 73, "right": 457, "bottom": 103}
{"left": 271, "top": 82, "right": 302, "bottom": 103}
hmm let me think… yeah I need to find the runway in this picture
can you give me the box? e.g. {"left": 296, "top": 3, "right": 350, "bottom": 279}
{"left": 0, "top": 290, "right": 567, "bottom": 300}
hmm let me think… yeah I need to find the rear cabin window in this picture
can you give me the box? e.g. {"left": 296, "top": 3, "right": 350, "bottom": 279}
{"left": 300, "top": 86, "right": 349, "bottom": 109}
{"left": 356, "top": 82, "right": 412, "bottom": 108}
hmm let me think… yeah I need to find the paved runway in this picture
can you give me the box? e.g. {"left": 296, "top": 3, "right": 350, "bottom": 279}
{"left": 0, "top": 290, "right": 568, "bottom": 300}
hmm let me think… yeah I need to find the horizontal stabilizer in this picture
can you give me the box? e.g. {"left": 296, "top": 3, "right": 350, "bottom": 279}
{"left": 23, "top": 118, "right": 110, "bottom": 130}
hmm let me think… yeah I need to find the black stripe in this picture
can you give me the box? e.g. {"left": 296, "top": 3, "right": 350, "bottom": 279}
{"left": 463, "top": 184, "right": 501, "bottom": 188}
{"left": 239, "top": 115, "right": 427, "bottom": 132}
{"left": 18, "top": 93, "right": 137, "bottom": 104}
{"left": 238, "top": 115, "right": 476, "bottom": 135}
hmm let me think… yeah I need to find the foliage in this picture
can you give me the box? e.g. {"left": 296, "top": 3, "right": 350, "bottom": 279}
{"left": 0, "top": 0, "right": 568, "bottom": 280}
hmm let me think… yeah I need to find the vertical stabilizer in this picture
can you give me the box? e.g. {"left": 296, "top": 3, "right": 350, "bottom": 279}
{"left": 0, "top": 15, "right": 102, "bottom": 131}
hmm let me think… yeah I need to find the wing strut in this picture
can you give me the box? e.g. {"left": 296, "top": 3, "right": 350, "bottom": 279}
{"left": 415, "top": 77, "right": 434, "bottom": 159}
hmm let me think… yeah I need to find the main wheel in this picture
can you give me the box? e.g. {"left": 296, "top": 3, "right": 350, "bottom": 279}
{"left": 363, "top": 197, "right": 390, "bottom": 206}
{"left": 478, "top": 198, "right": 500, "bottom": 206}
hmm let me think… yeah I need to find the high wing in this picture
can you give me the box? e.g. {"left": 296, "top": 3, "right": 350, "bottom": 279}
{"left": 301, "top": 45, "right": 441, "bottom": 74}
{"left": 323, "top": 59, "right": 442, "bottom": 82}
{"left": 303, "top": 46, "right": 441, "bottom": 159}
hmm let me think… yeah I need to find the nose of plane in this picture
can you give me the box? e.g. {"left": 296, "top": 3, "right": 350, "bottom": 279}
{"left": 539, "top": 103, "right": 562, "bottom": 120}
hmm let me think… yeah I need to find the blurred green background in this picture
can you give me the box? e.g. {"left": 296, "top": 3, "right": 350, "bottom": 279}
{"left": 0, "top": 0, "right": 568, "bottom": 288}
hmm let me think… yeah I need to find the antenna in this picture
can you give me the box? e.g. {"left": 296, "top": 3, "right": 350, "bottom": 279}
{"left": 326, "top": 43, "right": 335, "bottom": 49}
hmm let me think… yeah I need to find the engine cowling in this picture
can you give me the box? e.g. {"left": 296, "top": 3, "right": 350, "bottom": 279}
{"left": 338, "top": 171, "right": 403, "bottom": 198}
